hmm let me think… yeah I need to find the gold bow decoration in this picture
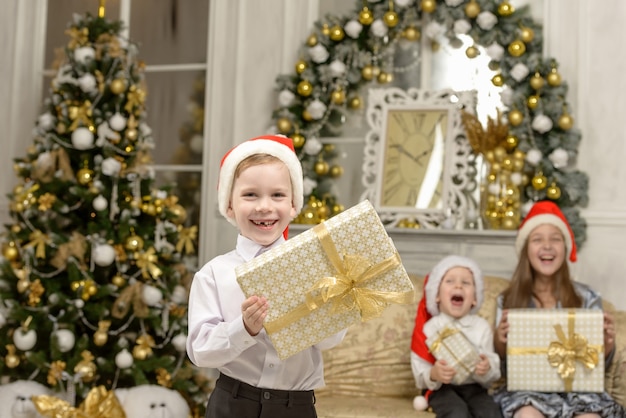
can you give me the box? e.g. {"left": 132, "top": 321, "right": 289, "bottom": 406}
{"left": 26, "top": 230, "right": 50, "bottom": 259}
{"left": 31, "top": 148, "right": 75, "bottom": 183}
{"left": 264, "top": 223, "right": 414, "bottom": 334}
{"left": 112, "top": 281, "right": 149, "bottom": 318}
{"left": 429, "top": 327, "right": 460, "bottom": 354}
{"left": 135, "top": 247, "right": 162, "bottom": 279}
{"left": 176, "top": 225, "right": 197, "bottom": 254}
{"left": 547, "top": 311, "right": 599, "bottom": 391}
{"left": 51, "top": 232, "right": 88, "bottom": 270}
{"left": 32, "top": 385, "right": 126, "bottom": 418}
{"left": 64, "top": 26, "right": 89, "bottom": 50}
{"left": 124, "top": 85, "right": 146, "bottom": 113}
{"left": 68, "top": 101, "right": 94, "bottom": 131}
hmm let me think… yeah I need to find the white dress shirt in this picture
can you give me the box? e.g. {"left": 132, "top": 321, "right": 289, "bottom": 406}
{"left": 187, "top": 234, "right": 346, "bottom": 391}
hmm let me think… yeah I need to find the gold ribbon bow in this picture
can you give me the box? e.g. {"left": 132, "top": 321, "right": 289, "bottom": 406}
{"left": 136, "top": 247, "right": 162, "bottom": 279}
{"left": 125, "top": 85, "right": 146, "bottom": 113}
{"left": 112, "top": 282, "right": 149, "bottom": 318}
{"left": 429, "top": 327, "right": 460, "bottom": 354}
{"left": 26, "top": 230, "right": 49, "bottom": 259}
{"left": 176, "top": 225, "right": 197, "bottom": 254}
{"left": 32, "top": 385, "right": 126, "bottom": 418}
{"left": 64, "top": 26, "right": 89, "bottom": 50}
{"left": 547, "top": 311, "right": 599, "bottom": 391}
{"left": 264, "top": 223, "right": 413, "bottom": 334}
{"left": 69, "top": 101, "right": 93, "bottom": 131}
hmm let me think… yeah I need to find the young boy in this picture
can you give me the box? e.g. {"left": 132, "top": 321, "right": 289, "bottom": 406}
{"left": 410, "top": 255, "right": 502, "bottom": 418}
{"left": 186, "top": 135, "right": 346, "bottom": 418}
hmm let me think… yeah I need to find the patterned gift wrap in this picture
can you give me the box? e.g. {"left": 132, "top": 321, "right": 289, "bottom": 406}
{"left": 507, "top": 309, "right": 604, "bottom": 392}
{"left": 426, "top": 326, "right": 480, "bottom": 385}
{"left": 236, "top": 200, "right": 415, "bottom": 359}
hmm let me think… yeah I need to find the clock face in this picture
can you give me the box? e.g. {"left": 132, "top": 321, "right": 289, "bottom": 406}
{"left": 379, "top": 108, "right": 448, "bottom": 209}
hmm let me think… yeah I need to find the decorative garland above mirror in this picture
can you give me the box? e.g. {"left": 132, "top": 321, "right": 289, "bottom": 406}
{"left": 270, "top": 0, "right": 588, "bottom": 247}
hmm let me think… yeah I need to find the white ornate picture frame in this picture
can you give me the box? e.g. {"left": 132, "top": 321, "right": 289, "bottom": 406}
{"left": 360, "top": 88, "right": 477, "bottom": 228}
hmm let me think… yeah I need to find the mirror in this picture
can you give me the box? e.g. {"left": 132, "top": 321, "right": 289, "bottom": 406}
{"left": 361, "top": 88, "right": 477, "bottom": 228}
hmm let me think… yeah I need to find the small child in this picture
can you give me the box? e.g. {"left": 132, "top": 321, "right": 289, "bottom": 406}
{"left": 186, "top": 135, "right": 346, "bottom": 418}
{"left": 410, "top": 255, "right": 502, "bottom": 418}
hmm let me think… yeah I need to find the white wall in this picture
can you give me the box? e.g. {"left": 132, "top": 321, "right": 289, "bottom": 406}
{"left": 2, "top": 0, "right": 626, "bottom": 311}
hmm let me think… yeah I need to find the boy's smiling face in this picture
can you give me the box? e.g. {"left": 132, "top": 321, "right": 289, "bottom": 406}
{"left": 436, "top": 266, "right": 476, "bottom": 319}
{"left": 227, "top": 159, "right": 296, "bottom": 246}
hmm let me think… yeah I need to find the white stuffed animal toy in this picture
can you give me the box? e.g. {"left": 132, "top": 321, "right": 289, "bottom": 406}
{"left": 115, "top": 385, "right": 190, "bottom": 418}
{"left": 0, "top": 380, "right": 51, "bottom": 418}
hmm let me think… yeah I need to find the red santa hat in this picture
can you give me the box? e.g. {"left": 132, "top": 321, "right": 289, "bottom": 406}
{"left": 410, "top": 255, "right": 483, "bottom": 411}
{"left": 516, "top": 200, "right": 577, "bottom": 262}
{"left": 217, "top": 135, "right": 304, "bottom": 238}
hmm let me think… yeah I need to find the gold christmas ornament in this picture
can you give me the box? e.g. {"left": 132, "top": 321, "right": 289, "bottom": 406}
{"left": 527, "top": 94, "right": 540, "bottom": 109}
{"left": 302, "top": 109, "right": 313, "bottom": 122}
{"left": 465, "top": 46, "right": 479, "bottom": 59}
{"left": 125, "top": 233, "right": 144, "bottom": 251}
{"left": 497, "top": 1, "right": 515, "bottom": 16}
{"left": 530, "top": 72, "right": 545, "bottom": 90}
{"left": 5, "top": 345, "right": 20, "bottom": 368}
{"left": 317, "top": 204, "right": 330, "bottom": 221}
{"left": 77, "top": 167, "right": 94, "bottom": 186}
{"left": 93, "top": 320, "right": 111, "bottom": 347}
{"left": 359, "top": 7, "right": 374, "bottom": 25}
{"left": 331, "top": 88, "right": 346, "bottom": 105}
{"left": 170, "top": 203, "right": 187, "bottom": 224}
{"left": 508, "top": 109, "right": 524, "bottom": 126}
{"left": 291, "top": 133, "right": 306, "bottom": 148}
{"left": 520, "top": 26, "right": 535, "bottom": 43}
{"left": 295, "top": 59, "right": 307, "bottom": 74}
{"left": 508, "top": 40, "right": 526, "bottom": 57}
{"left": 403, "top": 26, "right": 420, "bottom": 42}
{"left": 348, "top": 95, "right": 363, "bottom": 109}
{"left": 321, "top": 24, "right": 330, "bottom": 36}
{"left": 3, "top": 242, "right": 19, "bottom": 262}
{"left": 332, "top": 204, "right": 345, "bottom": 215}
{"left": 465, "top": 0, "right": 481, "bottom": 18}
{"left": 329, "top": 25, "right": 345, "bottom": 41}
{"left": 383, "top": 10, "right": 399, "bottom": 27}
{"left": 361, "top": 64, "right": 380, "bottom": 81}
{"left": 422, "top": 0, "right": 437, "bottom": 13}
{"left": 504, "top": 134, "right": 519, "bottom": 151}
{"left": 296, "top": 80, "right": 313, "bottom": 97}
{"left": 276, "top": 117, "right": 292, "bottom": 134}
{"left": 314, "top": 160, "right": 330, "bottom": 175}
{"left": 531, "top": 172, "right": 548, "bottom": 190}
{"left": 491, "top": 74, "right": 504, "bottom": 87}
{"left": 306, "top": 34, "right": 318, "bottom": 47}
{"left": 547, "top": 183, "right": 562, "bottom": 200}
{"left": 125, "top": 128, "right": 138, "bottom": 141}
{"left": 329, "top": 165, "right": 344, "bottom": 178}
{"left": 558, "top": 110, "right": 574, "bottom": 130}
{"left": 109, "top": 78, "right": 126, "bottom": 95}
{"left": 377, "top": 71, "right": 393, "bottom": 84}
{"left": 111, "top": 274, "right": 126, "bottom": 287}
{"left": 547, "top": 67, "right": 562, "bottom": 86}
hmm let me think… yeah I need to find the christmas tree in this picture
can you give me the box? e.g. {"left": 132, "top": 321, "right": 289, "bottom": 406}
{"left": 0, "top": 9, "right": 209, "bottom": 415}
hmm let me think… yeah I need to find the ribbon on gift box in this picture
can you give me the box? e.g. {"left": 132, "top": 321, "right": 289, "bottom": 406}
{"left": 429, "top": 327, "right": 474, "bottom": 373}
{"left": 32, "top": 385, "right": 126, "bottom": 418}
{"left": 507, "top": 310, "right": 601, "bottom": 391}
{"left": 264, "top": 222, "right": 414, "bottom": 335}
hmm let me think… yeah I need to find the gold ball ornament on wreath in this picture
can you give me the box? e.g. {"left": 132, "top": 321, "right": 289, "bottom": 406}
{"left": 170, "top": 203, "right": 188, "bottom": 224}
{"left": 321, "top": 24, "right": 330, "bottom": 36}
{"left": 331, "top": 88, "right": 346, "bottom": 105}
{"left": 111, "top": 274, "right": 126, "bottom": 287}
{"left": 361, "top": 65, "right": 380, "bottom": 81}
{"left": 377, "top": 71, "right": 393, "bottom": 84}
{"left": 546, "top": 183, "right": 562, "bottom": 200}
{"left": 508, "top": 109, "right": 524, "bottom": 126}
{"left": 558, "top": 112, "right": 574, "bottom": 130}
{"left": 297, "top": 80, "right": 313, "bottom": 97}
{"left": 466, "top": 46, "right": 479, "bottom": 59}
{"left": 5, "top": 352, "right": 20, "bottom": 368}
{"left": 329, "top": 25, "right": 345, "bottom": 41}
{"left": 125, "top": 234, "right": 144, "bottom": 251}
{"left": 291, "top": 133, "right": 306, "bottom": 148}
{"left": 3, "top": 243, "right": 19, "bottom": 262}
{"left": 491, "top": 74, "right": 504, "bottom": 87}
{"left": 77, "top": 168, "right": 94, "bottom": 186}
{"left": 295, "top": 60, "right": 307, "bottom": 74}
{"left": 465, "top": 0, "right": 481, "bottom": 18}
{"left": 531, "top": 172, "right": 548, "bottom": 190}
{"left": 504, "top": 134, "right": 519, "bottom": 151}
{"left": 94, "top": 330, "right": 108, "bottom": 346}
{"left": 547, "top": 68, "right": 562, "bottom": 86}
{"left": 302, "top": 110, "right": 314, "bottom": 122}
{"left": 530, "top": 72, "right": 545, "bottom": 90}
{"left": 359, "top": 7, "right": 374, "bottom": 25}
{"left": 403, "top": 26, "right": 420, "bottom": 42}
{"left": 527, "top": 95, "right": 540, "bottom": 110}
{"left": 421, "top": 0, "right": 437, "bottom": 13}
{"left": 276, "top": 117, "right": 292, "bottom": 134}
{"left": 382, "top": 11, "right": 400, "bottom": 29}
{"left": 329, "top": 165, "right": 344, "bottom": 178}
{"left": 314, "top": 160, "right": 330, "bottom": 176}
{"left": 497, "top": 1, "right": 515, "bottom": 17}
{"left": 508, "top": 40, "right": 526, "bottom": 57}
{"left": 348, "top": 95, "right": 363, "bottom": 109}
{"left": 109, "top": 78, "right": 127, "bottom": 95}
{"left": 306, "top": 34, "right": 317, "bottom": 47}
{"left": 520, "top": 26, "right": 535, "bottom": 43}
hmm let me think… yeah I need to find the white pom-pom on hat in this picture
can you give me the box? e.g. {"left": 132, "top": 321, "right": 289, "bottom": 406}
{"left": 413, "top": 395, "right": 428, "bottom": 411}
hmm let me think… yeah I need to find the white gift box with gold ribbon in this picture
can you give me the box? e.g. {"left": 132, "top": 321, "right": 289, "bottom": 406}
{"left": 426, "top": 326, "right": 481, "bottom": 385}
{"left": 236, "top": 199, "right": 415, "bottom": 360}
{"left": 506, "top": 309, "right": 604, "bottom": 392}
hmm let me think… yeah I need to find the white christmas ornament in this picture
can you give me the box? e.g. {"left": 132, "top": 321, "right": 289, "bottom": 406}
{"left": 370, "top": 20, "right": 389, "bottom": 38}
{"left": 278, "top": 89, "right": 296, "bottom": 107}
{"left": 329, "top": 60, "right": 347, "bottom": 78}
{"left": 93, "top": 244, "right": 116, "bottom": 266}
{"left": 531, "top": 114, "right": 553, "bottom": 134}
{"left": 74, "top": 46, "right": 95, "bottom": 64}
{"left": 485, "top": 42, "right": 504, "bottom": 61}
{"left": 424, "top": 21, "right": 445, "bottom": 40}
{"left": 453, "top": 19, "right": 471, "bottom": 35}
{"left": 142, "top": 285, "right": 163, "bottom": 306}
{"left": 109, "top": 113, "right": 127, "bottom": 131}
{"left": 306, "top": 99, "right": 327, "bottom": 120}
{"left": 303, "top": 137, "right": 323, "bottom": 155}
{"left": 549, "top": 148, "right": 569, "bottom": 168}
{"left": 395, "top": 0, "right": 411, "bottom": 6}
{"left": 71, "top": 127, "right": 95, "bottom": 150}
{"left": 171, "top": 285, "right": 188, "bottom": 305}
{"left": 309, "top": 44, "right": 329, "bottom": 64}
{"left": 54, "top": 329, "right": 76, "bottom": 353}
{"left": 510, "top": 172, "right": 523, "bottom": 186}
{"left": 101, "top": 157, "right": 122, "bottom": 176}
{"left": 172, "top": 334, "right": 187, "bottom": 353}
{"left": 344, "top": 20, "right": 363, "bottom": 39}
{"left": 488, "top": 183, "right": 501, "bottom": 195}
{"left": 93, "top": 195, "right": 108, "bottom": 211}
{"left": 303, "top": 177, "right": 317, "bottom": 196}
{"left": 510, "top": 62, "right": 530, "bottom": 82}
{"left": 115, "top": 348, "right": 134, "bottom": 369}
{"left": 13, "top": 328, "right": 37, "bottom": 351}
{"left": 38, "top": 113, "right": 55, "bottom": 130}
{"left": 477, "top": 11, "right": 498, "bottom": 30}
{"left": 189, "top": 134, "right": 204, "bottom": 154}
{"left": 526, "top": 149, "right": 543, "bottom": 166}
{"left": 78, "top": 74, "right": 97, "bottom": 93}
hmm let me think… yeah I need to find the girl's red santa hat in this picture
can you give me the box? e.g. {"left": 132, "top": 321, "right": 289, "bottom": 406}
{"left": 410, "top": 255, "right": 483, "bottom": 410}
{"left": 515, "top": 200, "right": 577, "bottom": 262}
{"left": 217, "top": 135, "right": 304, "bottom": 236}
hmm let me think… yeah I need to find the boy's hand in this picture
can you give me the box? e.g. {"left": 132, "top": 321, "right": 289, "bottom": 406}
{"left": 241, "top": 295, "right": 268, "bottom": 336}
{"left": 474, "top": 354, "right": 491, "bottom": 376}
{"left": 430, "top": 359, "right": 456, "bottom": 384}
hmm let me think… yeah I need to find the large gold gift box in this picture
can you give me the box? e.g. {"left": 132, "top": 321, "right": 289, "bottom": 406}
{"left": 507, "top": 309, "right": 604, "bottom": 392}
{"left": 236, "top": 199, "right": 415, "bottom": 359}
{"left": 426, "top": 326, "right": 480, "bottom": 385}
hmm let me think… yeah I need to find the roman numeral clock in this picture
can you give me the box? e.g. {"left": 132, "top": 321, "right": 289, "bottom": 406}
{"left": 361, "top": 88, "right": 477, "bottom": 229}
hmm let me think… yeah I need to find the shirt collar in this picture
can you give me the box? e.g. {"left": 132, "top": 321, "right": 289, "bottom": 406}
{"left": 236, "top": 234, "right": 285, "bottom": 262}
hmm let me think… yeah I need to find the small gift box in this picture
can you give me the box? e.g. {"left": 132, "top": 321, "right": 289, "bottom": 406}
{"left": 507, "top": 308, "right": 604, "bottom": 392}
{"left": 426, "top": 326, "right": 480, "bottom": 385}
{"left": 236, "top": 199, "right": 415, "bottom": 359}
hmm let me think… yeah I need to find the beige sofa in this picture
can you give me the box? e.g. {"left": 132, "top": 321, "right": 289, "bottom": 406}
{"left": 315, "top": 275, "right": 626, "bottom": 418}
